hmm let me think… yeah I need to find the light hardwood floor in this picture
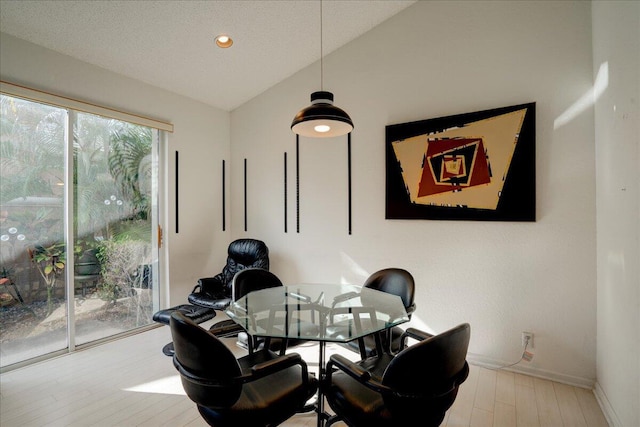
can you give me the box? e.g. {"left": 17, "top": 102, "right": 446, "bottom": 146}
{"left": 0, "top": 318, "right": 609, "bottom": 427}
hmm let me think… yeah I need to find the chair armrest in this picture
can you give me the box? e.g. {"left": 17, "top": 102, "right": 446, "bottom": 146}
{"left": 209, "top": 321, "right": 244, "bottom": 337}
{"left": 176, "top": 352, "right": 312, "bottom": 389}
{"left": 327, "top": 354, "right": 391, "bottom": 394}
{"left": 400, "top": 327, "right": 434, "bottom": 347}
{"left": 327, "top": 354, "right": 371, "bottom": 381}
{"left": 327, "top": 353, "right": 462, "bottom": 400}
{"left": 239, "top": 353, "right": 312, "bottom": 386}
{"left": 286, "top": 291, "right": 312, "bottom": 303}
{"left": 331, "top": 291, "right": 360, "bottom": 307}
{"left": 192, "top": 276, "right": 224, "bottom": 294}
{"left": 250, "top": 352, "right": 306, "bottom": 378}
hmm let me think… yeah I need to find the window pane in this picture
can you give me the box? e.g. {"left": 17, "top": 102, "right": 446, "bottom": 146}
{"left": 0, "top": 95, "right": 68, "bottom": 366}
{"left": 74, "top": 113, "right": 158, "bottom": 345}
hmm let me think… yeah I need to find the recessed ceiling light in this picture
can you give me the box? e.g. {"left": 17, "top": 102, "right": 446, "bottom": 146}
{"left": 215, "top": 34, "right": 233, "bottom": 48}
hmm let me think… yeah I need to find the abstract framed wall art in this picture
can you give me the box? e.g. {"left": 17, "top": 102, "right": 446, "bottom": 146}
{"left": 385, "top": 102, "right": 536, "bottom": 221}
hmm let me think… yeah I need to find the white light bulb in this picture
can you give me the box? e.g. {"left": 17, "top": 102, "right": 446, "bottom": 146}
{"left": 314, "top": 125, "right": 331, "bottom": 133}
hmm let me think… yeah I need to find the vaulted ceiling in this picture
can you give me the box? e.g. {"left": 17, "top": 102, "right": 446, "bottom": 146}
{"left": 0, "top": 0, "right": 416, "bottom": 111}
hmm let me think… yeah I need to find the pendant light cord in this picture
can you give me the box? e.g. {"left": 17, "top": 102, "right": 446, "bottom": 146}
{"left": 320, "top": 0, "right": 324, "bottom": 91}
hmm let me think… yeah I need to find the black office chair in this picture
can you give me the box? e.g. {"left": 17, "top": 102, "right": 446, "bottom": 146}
{"left": 324, "top": 323, "right": 471, "bottom": 427}
{"left": 170, "top": 311, "right": 319, "bottom": 427}
{"left": 340, "top": 268, "right": 416, "bottom": 358}
{"left": 188, "top": 239, "right": 269, "bottom": 311}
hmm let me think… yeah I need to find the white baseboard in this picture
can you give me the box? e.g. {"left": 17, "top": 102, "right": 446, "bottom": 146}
{"left": 594, "top": 381, "right": 622, "bottom": 427}
{"left": 467, "top": 352, "right": 595, "bottom": 389}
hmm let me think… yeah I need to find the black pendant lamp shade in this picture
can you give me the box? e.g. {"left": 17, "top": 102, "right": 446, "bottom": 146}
{"left": 291, "top": 91, "right": 353, "bottom": 138}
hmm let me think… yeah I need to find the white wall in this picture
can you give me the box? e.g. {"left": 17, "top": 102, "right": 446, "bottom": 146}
{"left": 231, "top": 1, "right": 598, "bottom": 385}
{"left": 593, "top": 1, "right": 640, "bottom": 426}
{"left": 0, "top": 33, "right": 231, "bottom": 306}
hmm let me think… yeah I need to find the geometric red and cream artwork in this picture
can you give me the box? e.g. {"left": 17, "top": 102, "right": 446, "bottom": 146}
{"left": 391, "top": 108, "right": 527, "bottom": 210}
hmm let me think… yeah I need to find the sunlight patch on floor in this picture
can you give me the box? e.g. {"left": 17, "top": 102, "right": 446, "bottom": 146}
{"left": 123, "top": 374, "right": 185, "bottom": 395}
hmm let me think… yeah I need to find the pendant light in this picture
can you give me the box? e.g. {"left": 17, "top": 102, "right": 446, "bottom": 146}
{"left": 291, "top": 0, "right": 353, "bottom": 138}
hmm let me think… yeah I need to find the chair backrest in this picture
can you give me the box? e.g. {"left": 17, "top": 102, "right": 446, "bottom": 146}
{"left": 170, "top": 311, "right": 243, "bottom": 408}
{"left": 363, "top": 268, "right": 416, "bottom": 315}
{"left": 381, "top": 323, "right": 471, "bottom": 419}
{"left": 232, "top": 267, "right": 283, "bottom": 301}
{"left": 217, "top": 239, "right": 269, "bottom": 290}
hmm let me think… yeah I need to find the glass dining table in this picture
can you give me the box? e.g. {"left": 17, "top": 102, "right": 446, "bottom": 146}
{"left": 225, "top": 283, "right": 410, "bottom": 427}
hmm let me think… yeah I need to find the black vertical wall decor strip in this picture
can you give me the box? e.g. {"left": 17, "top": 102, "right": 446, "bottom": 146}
{"left": 284, "top": 152, "right": 288, "bottom": 233}
{"left": 222, "top": 160, "right": 226, "bottom": 231}
{"left": 244, "top": 158, "right": 248, "bottom": 232}
{"left": 175, "top": 150, "right": 179, "bottom": 233}
{"left": 296, "top": 135, "right": 300, "bottom": 233}
{"left": 348, "top": 132, "right": 352, "bottom": 235}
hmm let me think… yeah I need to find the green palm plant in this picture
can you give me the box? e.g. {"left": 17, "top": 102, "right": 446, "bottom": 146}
{"left": 28, "top": 242, "right": 66, "bottom": 316}
{"left": 108, "top": 125, "right": 152, "bottom": 221}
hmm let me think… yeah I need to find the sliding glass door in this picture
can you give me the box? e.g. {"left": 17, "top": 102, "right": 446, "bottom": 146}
{"left": 0, "top": 94, "right": 161, "bottom": 369}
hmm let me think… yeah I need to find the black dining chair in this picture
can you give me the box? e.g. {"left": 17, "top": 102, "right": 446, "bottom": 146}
{"left": 209, "top": 267, "right": 288, "bottom": 353}
{"left": 337, "top": 268, "right": 416, "bottom": 358}
{"left": 217, "top": 267, "right": 318, "bottom": 355}
{"left": 170, "top": 311, "right": 319, "bottom": 427}
{"left": 324, "top": 323, "right": 471, "bottom": 427}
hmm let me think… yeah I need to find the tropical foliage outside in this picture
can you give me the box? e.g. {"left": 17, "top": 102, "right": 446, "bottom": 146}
{"left": 0, "top": 94, "right": 157, "bottom": 368}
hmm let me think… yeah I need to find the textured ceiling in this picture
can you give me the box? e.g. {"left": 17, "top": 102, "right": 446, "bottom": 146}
{"left": 0, "top": 0, "right": 416, "bottom": 111}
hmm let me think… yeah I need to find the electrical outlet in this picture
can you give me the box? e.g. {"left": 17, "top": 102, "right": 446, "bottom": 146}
{"left": 522, "top": 332, "right": 534, "bottom": 348}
